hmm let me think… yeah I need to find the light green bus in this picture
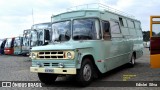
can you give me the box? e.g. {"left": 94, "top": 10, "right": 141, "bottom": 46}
{"left": 30, "top": 4, "right": 143, "bottom": 86}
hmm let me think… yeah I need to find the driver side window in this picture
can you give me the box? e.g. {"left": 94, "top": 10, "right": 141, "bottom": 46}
{"left": 102, "top": 21, "right": 111, "bottom": 40}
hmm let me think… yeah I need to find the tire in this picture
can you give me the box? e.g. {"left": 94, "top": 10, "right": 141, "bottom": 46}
{"left": 128, "top": 54, "right": 136, "bottom": 67}
{"left": 38, "top": 73, "right": 57, "bottom": 85}
{"left": 76, "top": 58, "right": 93, "bottom": 87}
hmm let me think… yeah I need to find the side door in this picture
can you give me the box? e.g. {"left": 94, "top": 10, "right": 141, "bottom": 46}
{"left": 109, "top": 20, "right": 126, "bottom": 67}
{"left": 101, "top": 20, "right": 114, "bottom": 71}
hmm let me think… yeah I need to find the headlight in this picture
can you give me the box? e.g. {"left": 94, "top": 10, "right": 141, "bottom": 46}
{"left": 32, "top": 53, "right": 36, "bottom": 58}
{"left": 65, "top": 51, "right": 75, "bottom": 59}
{"left": 67, "top": 52, "right": 72, "bottom": 59}
{"left": 30, "top": 52, "right": 37, "bottom": 59}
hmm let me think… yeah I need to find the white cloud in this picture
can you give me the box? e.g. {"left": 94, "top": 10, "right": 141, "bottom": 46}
{"left": 0, "top": 0, "right": 159, "bottom": 38}
{"left": 116, "top": 0, "right": 134, "bottom": 10}
{"left": 110, "top": 0, "right": 160, "bottom": 31}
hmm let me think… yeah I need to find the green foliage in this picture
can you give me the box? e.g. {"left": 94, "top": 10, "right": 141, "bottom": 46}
{"left": 142, "top": 31, "right": 150, "bottom": 41}
{"left": 142, "top": 31, "right": 157, "bottom": 41}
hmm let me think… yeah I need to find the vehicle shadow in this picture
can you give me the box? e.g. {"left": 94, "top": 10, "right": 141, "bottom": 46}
{"left": 42, "top": 63, "right": 136, "bottom": 87}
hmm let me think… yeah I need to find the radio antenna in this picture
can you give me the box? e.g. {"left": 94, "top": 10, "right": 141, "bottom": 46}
{"left": 32, "top": 8, "right": 34, "bottom": 24}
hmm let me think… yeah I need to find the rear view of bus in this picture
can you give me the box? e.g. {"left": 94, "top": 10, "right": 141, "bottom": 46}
{"left": 4, "top": 38, "right": 15, "bottom": 55}
{"left": 150, "top": 16, "right": 160, "bottom": 68}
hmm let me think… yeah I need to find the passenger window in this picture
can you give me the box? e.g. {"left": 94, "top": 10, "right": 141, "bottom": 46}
{"left": 110, "top": 21, "right": 121, "bottom": 34}
{"left": 132, "top": 21, "right": 135, "bottom": 28}
{"left": 102, "top": 21, "right": 111, "bottom": 40}
{"left": 128, "top": 20, "right": 135, "bottom": 28}
{"left": 119, "top": 17, "right": 124, "bottom": 26}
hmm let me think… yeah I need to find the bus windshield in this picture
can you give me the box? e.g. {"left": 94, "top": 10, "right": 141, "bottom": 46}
{"left": 23, "top": 33, "right": 30, "bottom": 46}
{"left": 73, "top": 19, "right": 100, "bottom": 40}
{"left": 38, "top": 30, "right": 44, "bottom": 45}
{"left": 5, "top": 38, "right": 12, "bottom": 48}
{"left": 14, "top": 38, "right": 21, "bottom": 47}
{"left": 30, "top": 30, "right": 38, "bottom": 47}
{"left": 52, "top": 21, "right": 71, "bottom": 42}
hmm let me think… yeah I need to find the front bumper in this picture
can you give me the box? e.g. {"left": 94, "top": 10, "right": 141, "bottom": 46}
{"left": 30, "top": 67, "right": 76, "bottom": 74}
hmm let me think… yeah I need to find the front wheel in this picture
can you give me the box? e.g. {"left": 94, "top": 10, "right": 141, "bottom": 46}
{"left": 76, "top": 58, "right": 93, "bottom": 86}
{"left": 38, "top": 73, "right": 57, "bottom": 85}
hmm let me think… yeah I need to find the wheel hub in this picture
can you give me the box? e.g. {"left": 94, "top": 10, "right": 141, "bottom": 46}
{"left": 83, "top": 64, "right": 91, "bottom": 81}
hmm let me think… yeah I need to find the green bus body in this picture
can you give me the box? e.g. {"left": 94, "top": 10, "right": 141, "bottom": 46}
{"left": 30, "top": 9, "right": 143, "bottom": 85}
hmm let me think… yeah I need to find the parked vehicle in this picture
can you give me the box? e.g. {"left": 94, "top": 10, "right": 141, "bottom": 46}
{"left": 22, "top": 29, "right": 31, "bottom": 55}
{"left": 143, "top": 41, "right": 150, "bottom": 48}
{"left": 4, "top": 38, "right": 15, "bottom": 55}
{"left": 14, "top": 36, "right": 23, "bottom": 55}
{"left": 0, "top": 39, "right": 7, "bottom": 54}
{"left": 22, "top": 23, "right": 51, "bottom": 56}
{"left": 30, "top": 4, "right": 143, "bottom": 86}
{"left": 30, "top": 22, "right": 52, "bottom": 47}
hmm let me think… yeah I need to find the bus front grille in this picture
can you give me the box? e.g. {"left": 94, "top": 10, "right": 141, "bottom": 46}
{"left": 38, "top": 51, "right": 64, "bottom": 59}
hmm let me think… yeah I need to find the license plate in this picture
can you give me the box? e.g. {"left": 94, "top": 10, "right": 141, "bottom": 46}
{"left": 45, "top": 68, "right": 54, "bottom": 73}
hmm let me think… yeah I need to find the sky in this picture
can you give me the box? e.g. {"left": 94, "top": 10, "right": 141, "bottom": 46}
{"left": 0, "top": 0, "right": 160, "bottom": 39}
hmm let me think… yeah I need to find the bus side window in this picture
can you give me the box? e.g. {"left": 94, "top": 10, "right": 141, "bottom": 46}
{"left": 102, "top": 21, "right": 111, "bottom": 40}
{"left": 110, "top": 21, "right": 121, "bottom": 34}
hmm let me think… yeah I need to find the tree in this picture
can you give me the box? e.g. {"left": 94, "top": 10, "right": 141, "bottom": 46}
{"left": 142, "top": 31, "right": 156, "bottom": 41}
{"left": 143, "top": 31, "right": 150, "bottom": 41}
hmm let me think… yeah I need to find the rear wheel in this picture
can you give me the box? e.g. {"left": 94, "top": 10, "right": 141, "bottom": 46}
{"left": 38, "top": 73, "right": 57, "bottom": 85}
{"left": 128, "top": 54, "right": 136, "bottom": 67}
{"left": 76, "top": 58, "right": 93, "bottom": 86}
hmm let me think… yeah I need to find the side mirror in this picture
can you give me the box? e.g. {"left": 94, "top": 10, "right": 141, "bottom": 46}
{"left": 43, "top": 29, "right": 50, "bottom": 45}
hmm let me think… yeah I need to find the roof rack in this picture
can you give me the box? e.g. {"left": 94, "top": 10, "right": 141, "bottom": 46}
{"left": 66, "top": 3, "right": 135, "bottom": 19}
